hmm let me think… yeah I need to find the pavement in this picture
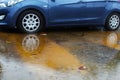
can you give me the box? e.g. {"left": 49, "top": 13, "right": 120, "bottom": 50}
{"left": 0, "top": 27, "right": 120, "bottom": 80}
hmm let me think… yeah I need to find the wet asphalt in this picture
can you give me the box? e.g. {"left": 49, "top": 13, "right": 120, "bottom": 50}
{"left": 0, "top": 26, "right": 120, "bottom": 80}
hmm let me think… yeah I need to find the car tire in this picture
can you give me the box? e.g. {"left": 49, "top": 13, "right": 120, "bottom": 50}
{"left": 17, "top": 10, "right": 44, "bottom": 33}
{"left": 105, "top": 13, "right": 120, "bottom": 31}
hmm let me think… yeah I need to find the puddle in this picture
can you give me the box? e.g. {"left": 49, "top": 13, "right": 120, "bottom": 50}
{"left": 0, "top": 31, "right": 120, "bottom": 80}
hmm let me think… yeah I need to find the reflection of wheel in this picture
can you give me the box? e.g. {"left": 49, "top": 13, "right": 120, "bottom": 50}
{"left": 105, "top": 13, "right": 120, "bottom": 31}
{"left": 106, "top": 32, "right": 118, "bottom": 47}
{"left": 22, "top": 35, "right": 39, "bottom": 52}
{"left": 17, "top": 10, "right": 44, "bottom": 33}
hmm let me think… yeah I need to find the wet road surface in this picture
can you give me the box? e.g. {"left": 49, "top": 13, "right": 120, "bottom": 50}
{"left": 0, "top": 27, "right": 120, "bottom": 80}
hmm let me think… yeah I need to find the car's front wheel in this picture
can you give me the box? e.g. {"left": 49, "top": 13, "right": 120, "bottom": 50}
{"left": 105, "top": 13, "right": 120, "bottom": 31}
{"left": 17, "top": 10, "right": 44, "bottom": 33}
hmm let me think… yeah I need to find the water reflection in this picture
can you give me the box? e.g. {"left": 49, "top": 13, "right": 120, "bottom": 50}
{"left": 47, "top": 31, "right": 120, "bottom": 80}
{"left": 0, "top": 31, "right": 120, "bottom": 80}
{"left": 22, "top": 35, "right": 40, "bottom": 52}
{"left": 0, "top": 32, "right": 83, "bottom": 80}
{"left": 106, "top": 32, "right": 118, "bottom": 47}
{"left": 20, "top": 34, "right": 82, "bottom": 70}
{"left": 104, "top": 32, "right": 120, "bottom": 50}
{"left": 0, "top": 33, "right": 82, "bottom": 71}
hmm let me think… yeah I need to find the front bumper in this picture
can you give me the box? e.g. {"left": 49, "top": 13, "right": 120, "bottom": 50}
{"left": 0, "top": 7, "right": 10, "bottom": 26}
{"left": 0, "top": 2, "right": 23, "bottom": 28}
{"left": 0, "top": 0, "right": 48, "bottom": 28}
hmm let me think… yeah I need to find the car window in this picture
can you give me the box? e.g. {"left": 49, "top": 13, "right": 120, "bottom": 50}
{"left": 56, "top": 0, "right": 80, "bottom": 4}
{"left": 109, "top": 0, "right": 119, "bottom": 1}
{"left": 82, "top": 0, "right": 105, "bottom": 2}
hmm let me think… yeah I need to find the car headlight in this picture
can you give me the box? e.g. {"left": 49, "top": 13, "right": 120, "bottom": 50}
{"left": 0, "top": 0, "right": 24, "bottom": 8}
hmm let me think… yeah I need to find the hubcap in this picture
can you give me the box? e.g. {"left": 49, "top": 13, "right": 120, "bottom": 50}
{"left": 109, "top": 15, "right": 120, "bottom": 29}
{"left": 22, "top": 13, "right": 40, "bottom": 32}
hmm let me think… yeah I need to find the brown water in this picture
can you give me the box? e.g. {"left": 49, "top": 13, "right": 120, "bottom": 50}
{"left": 0, "top": 31, "right": 120, "bottom": 80}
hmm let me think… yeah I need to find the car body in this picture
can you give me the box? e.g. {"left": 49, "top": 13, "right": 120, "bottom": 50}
{"left": 0, "top": 0, "right": 120, "bottom": 33}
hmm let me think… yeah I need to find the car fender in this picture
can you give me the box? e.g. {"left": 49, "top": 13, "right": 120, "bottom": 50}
{"left": 9, "top": 0, "right": 49, "bottom": 27}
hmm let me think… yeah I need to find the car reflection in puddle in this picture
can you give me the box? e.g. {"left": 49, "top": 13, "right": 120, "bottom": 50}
{"left": 0, "top": 31, "right": 120, "bottom": 80}
{"left": 0, "top": 32, "right": 83, "bottom": 80}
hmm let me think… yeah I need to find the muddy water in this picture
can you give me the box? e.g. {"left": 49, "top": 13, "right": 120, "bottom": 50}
{"left": 0, "top": 31, "right": 120, "bottom": 80}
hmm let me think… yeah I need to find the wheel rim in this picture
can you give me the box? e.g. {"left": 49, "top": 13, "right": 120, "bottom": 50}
{"left": 109, "top": 15, "right": 120, "bottom": 29}
{"left": 22, "top": 13, "right": 40, "bottom": 32}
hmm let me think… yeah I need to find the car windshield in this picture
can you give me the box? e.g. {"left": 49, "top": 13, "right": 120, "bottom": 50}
{"left": 0, "top": 0, "right": 10, "bottom": 2}
{"left": 0, "top": 0, "right": 22, "bottom": 2}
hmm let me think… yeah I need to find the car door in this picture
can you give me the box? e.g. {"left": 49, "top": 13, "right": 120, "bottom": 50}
{"left": 81, "top": 0, "right": 107, "bottom": 24}
{"left": 49, "top": 0, "right": 86, "bottom": 25}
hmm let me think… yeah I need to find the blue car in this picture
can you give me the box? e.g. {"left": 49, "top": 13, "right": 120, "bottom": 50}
{"left": 0, "top": 0, "right": 120, "bottom": 33}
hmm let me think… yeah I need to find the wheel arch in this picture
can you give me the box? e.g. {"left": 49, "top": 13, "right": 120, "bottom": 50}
{"left": 15, "top": 7, "right": 47, "bottom": 28}
{"left": 104, "top": 10, "right": 120, "bottom": 25}
{"left": 104, "top": 10, "right": 120, "bottom": 30}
